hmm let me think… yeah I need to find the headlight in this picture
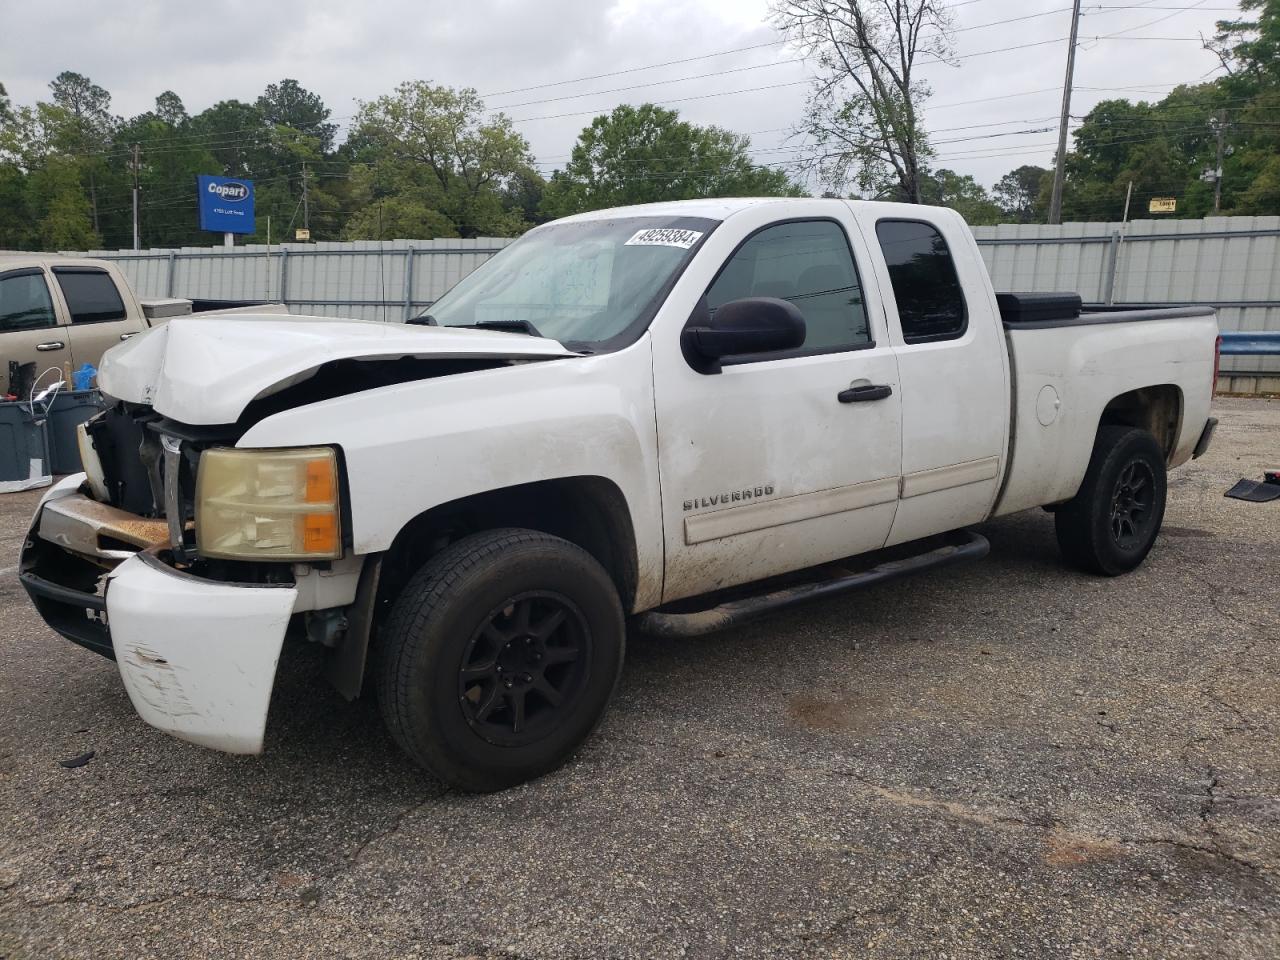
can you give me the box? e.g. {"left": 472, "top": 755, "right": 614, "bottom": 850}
{"left": 195, "top": 447, "right": 342, "bottom": 561}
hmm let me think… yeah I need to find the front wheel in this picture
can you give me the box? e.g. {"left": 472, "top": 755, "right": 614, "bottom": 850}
{"left": 377, "top": 528, "right": 624, "bottom": 791}
{"left": 1055, "top": 426, "right": 1167, "bottom": 576}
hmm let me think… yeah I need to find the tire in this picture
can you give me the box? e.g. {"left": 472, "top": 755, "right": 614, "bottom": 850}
{"left": 377, "top": 528, "right": 624, "bottom": 792}
{"left": 1054, "top": 426, "right": 1167, "bottom": 576}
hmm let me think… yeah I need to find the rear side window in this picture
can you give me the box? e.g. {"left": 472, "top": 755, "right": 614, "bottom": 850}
{"left": 0, "top": 271, "right": 57, "bottom": 332}
{"left": 874, "top": 220, "right": 967, "bottom": 343}
{"left": 52, "top": 268, "right": 127, "bottom": 324}
{"left": 706, "top": 220, "right": 870, "bottom": 354}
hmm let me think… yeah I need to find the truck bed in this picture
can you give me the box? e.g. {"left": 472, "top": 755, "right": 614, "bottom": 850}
{"left": 992, "top": 303, "right": 1218, "bottom": 517}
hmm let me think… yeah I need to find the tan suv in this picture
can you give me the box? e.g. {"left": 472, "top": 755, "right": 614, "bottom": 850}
{"left": 1, "top": 256, "right": 149, "bottom": 397}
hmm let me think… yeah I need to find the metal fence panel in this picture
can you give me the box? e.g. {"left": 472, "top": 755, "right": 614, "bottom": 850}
{"left": 972, "top": 216, "right": 1280, "bottom": 387}
{"left": 13, "top": 214, "right": 1276, "bottom": 389}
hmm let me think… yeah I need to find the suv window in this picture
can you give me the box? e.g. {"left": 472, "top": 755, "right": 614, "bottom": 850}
{"left": 706, "top": 220, "right": 870, "bottom": 354}
{"left": 52, "top": 268, "right": 127, "bottom": 324}
{"left": 0, "top": 270, "right": 57, "bottom": 332}
{"left": 874, "top": 220, "right": 967, "bottom": 343}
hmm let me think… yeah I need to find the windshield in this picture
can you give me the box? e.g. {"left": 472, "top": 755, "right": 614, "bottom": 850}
{"left": 424, "top": 215, "right": 717, "bottom": 350}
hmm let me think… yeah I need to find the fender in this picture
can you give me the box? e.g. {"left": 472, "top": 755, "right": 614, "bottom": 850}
{"left": 238, "top": 335, "right": 665, "bottom": 611}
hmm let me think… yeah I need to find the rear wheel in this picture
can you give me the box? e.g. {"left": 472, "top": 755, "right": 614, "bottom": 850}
{"left": 377, "top": 528, "right": 624, "bottom": 791}
{"left": 1055, "top": 426, "right": 1167, "bottom": 576}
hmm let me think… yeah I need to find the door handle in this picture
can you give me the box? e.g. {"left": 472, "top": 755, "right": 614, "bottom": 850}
{"left": 120, "top": 332, "right": 137, "bottom": 341}
{"left": 838, "top": 383, "right": 893, "bottom": 403}
{"left": 36, "top": 340, "right": 65, "bottom": 352}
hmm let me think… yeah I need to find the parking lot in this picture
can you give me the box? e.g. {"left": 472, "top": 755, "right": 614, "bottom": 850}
{"left": 0, "top": 396, "right": 1275, "bottom": 959}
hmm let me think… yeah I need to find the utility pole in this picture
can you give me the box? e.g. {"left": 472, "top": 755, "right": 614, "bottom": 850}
{"left": 1048, "top": 0, "right": 1082, "bottom": 225}
{"left": 1213, "top": 111, "right": 1225, "bottom": 213}
{"left": 301, "top": 162, "right": 311, "bottom": 235}
{"left": 129, "top": 144, "right": 139, "bottom": 252}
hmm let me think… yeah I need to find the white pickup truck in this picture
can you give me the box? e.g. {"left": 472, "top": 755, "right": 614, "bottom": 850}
{"left": 19, "top": 198, "right": 1219, "bottom": 791}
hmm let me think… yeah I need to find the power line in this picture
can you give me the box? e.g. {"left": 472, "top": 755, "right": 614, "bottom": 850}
{"left": 1089, "top": 4, "right": 1238, "bottom": 9}
{"left": 1087, "top": 0, "right": 1213, "bottom": 40}
{"left": 494, "top": 58, "right": 807, "bottom": 111}
{"left": 490, "top": 11, "right": 1088, "bottom": 115}
{"left": 481, "top": 0, "right": 1001, "bottom": 102}
{"left": 481, "top": 40, "right": 789, "bottom": 99}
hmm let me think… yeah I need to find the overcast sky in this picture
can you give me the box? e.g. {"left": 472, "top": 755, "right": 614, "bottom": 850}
{"left": 1, "top": 0, "right": 1237, "bottom": 190}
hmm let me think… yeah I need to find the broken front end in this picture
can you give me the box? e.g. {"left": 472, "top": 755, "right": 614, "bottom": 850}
{"left": 19, "top": 401, "right": 372, "bottom": 754}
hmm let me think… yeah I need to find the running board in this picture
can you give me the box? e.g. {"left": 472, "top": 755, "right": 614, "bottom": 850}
{"left": 636, "top": 530, "right": 990, "bottom": 638}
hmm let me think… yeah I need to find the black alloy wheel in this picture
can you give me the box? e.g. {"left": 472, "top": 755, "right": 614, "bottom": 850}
{"left": 458, "top": 592, "right": 590, "bottom": 747}
{"left": 1055, "top": 425, "right": 1167, "bottom": 576}
{"left": 1109, "top": 460, "right": 1156, "bottom": 549}
{"left": 377, "top": 528, "right": 624, "bottom": 792}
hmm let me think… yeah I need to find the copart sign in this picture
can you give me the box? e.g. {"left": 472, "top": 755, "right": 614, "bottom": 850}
{"left": 197, "top": 174, "right": 256, "bottom": 235}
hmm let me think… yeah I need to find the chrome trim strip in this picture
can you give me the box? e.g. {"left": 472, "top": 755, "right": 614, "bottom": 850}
{"left": 161, "top": 436, "right": 184, "bottom": 552}
{"left": 900, "top": 456, "right": 1001, "bottom": 499}
{"left": 684, "top": 477, "right": 899, "bottom": 545}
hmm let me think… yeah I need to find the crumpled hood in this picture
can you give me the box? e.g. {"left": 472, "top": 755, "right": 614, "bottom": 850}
{"left": 98, "top": 313, "right": 575, "bottom": 425}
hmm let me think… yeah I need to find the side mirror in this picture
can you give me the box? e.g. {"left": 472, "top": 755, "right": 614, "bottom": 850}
{"left": 681, "top": 297, "right": 806, "bottom": 373}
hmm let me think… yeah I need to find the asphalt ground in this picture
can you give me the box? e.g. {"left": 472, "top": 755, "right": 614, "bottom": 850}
{"left": 1, "top": 397, "right": 1277, "bottom": 959}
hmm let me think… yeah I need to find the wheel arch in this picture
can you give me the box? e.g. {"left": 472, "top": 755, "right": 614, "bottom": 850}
{"left": 378, "top": 475, "right": 640, "bottom": 611}
{"left": 323, "top": 476, "right": 641, "bottom": 701}
{"left": 1097, "top": 384, "right": 1184, "bottom": 462}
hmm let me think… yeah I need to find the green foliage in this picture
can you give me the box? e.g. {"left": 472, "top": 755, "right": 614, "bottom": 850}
{"left": 257, "top": 79, "right": 337, "bottom": 152}
{"left": 993, "top": 166, "right": 1048, "bottom": 223}
{"left": 30, "top": 155, "right": 99, "bottom": 249}
{"left": 540, "top": 104, "right": 803, "bottom": 218}
{"left": 1040, "top": 1, "right": 1280, "bottom": 220}
{"left": 918, "top": 168, "right": 1002, "bottom": 225}
{"left": 348, "top": 82, "right": 536, "bottom": 238}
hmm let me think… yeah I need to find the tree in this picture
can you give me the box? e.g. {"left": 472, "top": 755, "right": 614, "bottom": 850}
{"left": 1205, "top": 0, "right": 1280, "bottom": 88}
{"left": 0, "top": 82, "right": 13, "bottom": 129}
{"left": 540, "top": 104, "right": 803, "bottom": 218}
{"left": 918, "top": 168, "right": 1001, "bottom": 224}
{"left": 30, "top": 155, "right": 98, "bottom": 249}
{"left": 993, "top": 165, "right": 1048, "bottom": 223}
{"left": 348, "top": 82, "right": 536, "bottom": 238}
{"left": 154, "top": 91, "right": 188, "bottom": 127}
{"left": 257, "top": 79, "right": 337, "bottom": 152}
{"left": 47, "top": 71, "right": 116, "bottom": 233}
{"left": 501, "top": 168, "right": 549, "bottom": 226}
{"left": 191, "top": 99, "right": 267, "bottom": 178}
{"left": 771, "top": 0, "right": 952, "bottom": 201}
{"left": 113, "top": 105, "right": 218, "bottom": 248}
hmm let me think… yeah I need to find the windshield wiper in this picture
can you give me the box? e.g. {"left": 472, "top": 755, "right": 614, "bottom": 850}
{"left": 406, "top": 313, "right": 437, "bottom": 326}
{"left": 451, "top": 319, "right": 545, "bottom": 338}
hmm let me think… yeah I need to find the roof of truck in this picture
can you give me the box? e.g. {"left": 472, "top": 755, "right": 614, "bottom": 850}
{"left": 0, "top": 253, "right": 123, "bottom": 271}
{"left": 557, "top": 196, "right": 943, "bottom": 224}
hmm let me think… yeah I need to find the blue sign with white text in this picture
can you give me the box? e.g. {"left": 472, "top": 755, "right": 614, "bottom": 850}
{"left": 197, "top": 175, "right": 255, "bottom": 234}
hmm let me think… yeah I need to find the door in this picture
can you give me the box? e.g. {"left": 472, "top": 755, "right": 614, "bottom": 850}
{"left": 50, "top": 266, "right": 138, "bottom": 374}
{"left": 0, "top": 267, "right": 73, "bottom": 397}
{"left": 653, "top": 212, "right": 903, "bottom": 603}
{"left": 852, "top": 205, "right": 1010, "bottom": 547}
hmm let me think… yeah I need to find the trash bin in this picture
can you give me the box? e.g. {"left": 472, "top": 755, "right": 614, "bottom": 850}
{"left": 46, "top": 389, "right": 107, "bottom": 475}
{"left": 0, "top": 401, "right": 52, "bottom": 493}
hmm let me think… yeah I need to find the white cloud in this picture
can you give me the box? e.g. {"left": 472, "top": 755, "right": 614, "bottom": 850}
{"left": 1, "top": 0, "right": 1236, "bottom": 192}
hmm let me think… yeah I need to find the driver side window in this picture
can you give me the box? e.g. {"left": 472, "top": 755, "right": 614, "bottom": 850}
{"left": 705, "top": 220, "right": 870, "bottom": 354}
{"left": 0, "top": 271, "right": 57, "bottom": 332}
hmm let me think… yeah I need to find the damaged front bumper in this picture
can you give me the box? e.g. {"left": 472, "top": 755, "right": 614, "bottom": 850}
{"left": 20, "top": 477, "right": 298, "bottom": 754}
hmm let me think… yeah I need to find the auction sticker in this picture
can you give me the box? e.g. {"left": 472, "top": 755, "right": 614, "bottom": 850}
{"left": 624, "top": 228, "right": 704, "bottom": 249}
